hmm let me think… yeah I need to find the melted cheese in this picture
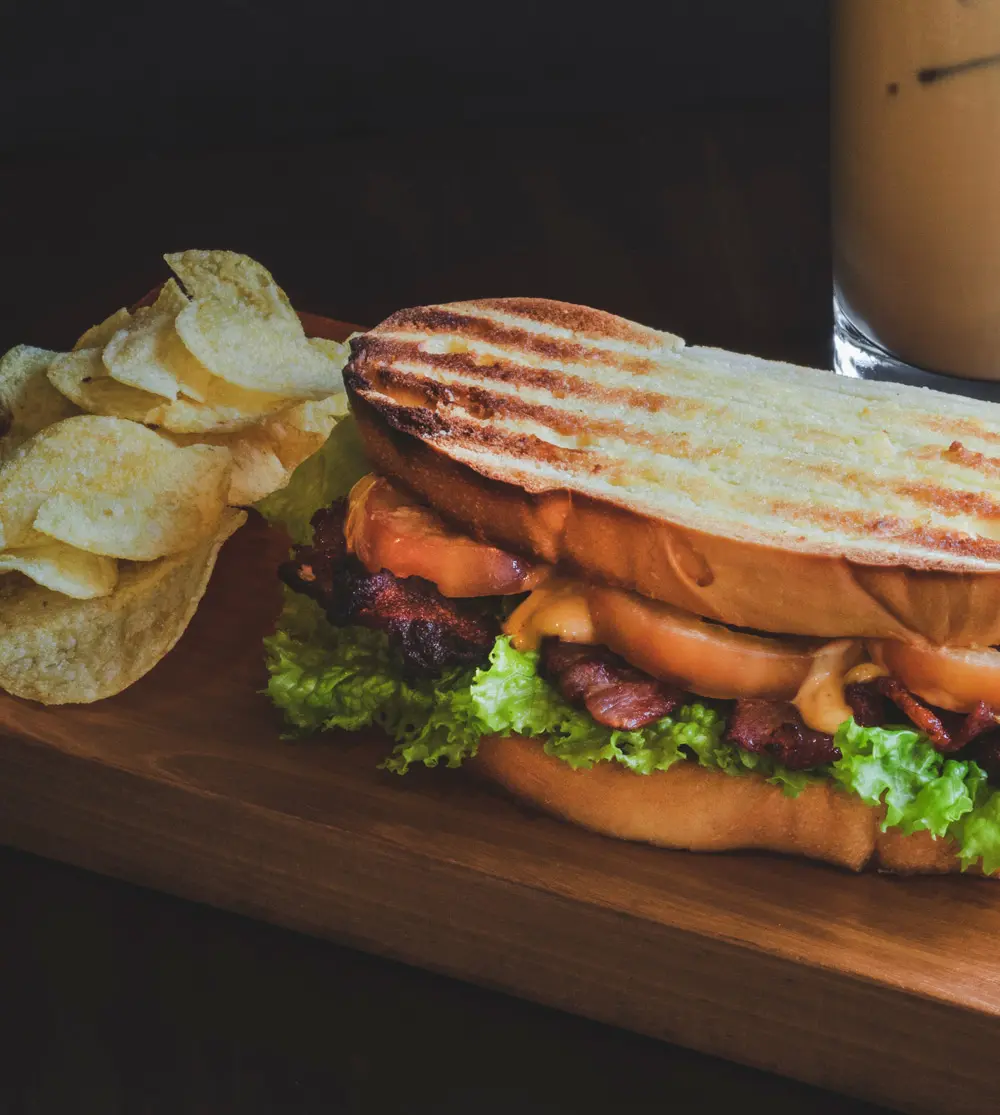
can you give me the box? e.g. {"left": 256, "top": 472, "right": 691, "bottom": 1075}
{"left": 504, "top": 580, "right": 595, "bottom": 650}
{"left": 792, "top": 640, "right": 865, "bottom": 735}
{"left": 843, "top": 662, "right": 889, "bottom": 686}
{"left": 507, "top": 584, "right": 877, "bottom": 737}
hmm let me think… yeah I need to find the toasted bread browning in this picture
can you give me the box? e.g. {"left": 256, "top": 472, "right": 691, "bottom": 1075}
{"left": 476, "top": 734, "right": 998, "bottom": 876}
{"left": 348, "top": 299, "right": 1000, "bottom": 573}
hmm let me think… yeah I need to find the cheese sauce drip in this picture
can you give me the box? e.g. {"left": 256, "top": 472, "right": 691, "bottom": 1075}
{"left": 791, "top": 640, "right": 868, "bottom": 735}
{"left": 506, "top": 585, "right": 877, "bottom": 736}
{"left": 505, "top": 580, "right": 595, "bottom": 650}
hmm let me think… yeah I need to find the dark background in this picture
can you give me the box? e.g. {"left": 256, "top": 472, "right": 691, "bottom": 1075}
{"left": 3, "top": 0, "right": 828, "bottom": 154}
{"left": 1, "top": 4, "right": 861, "bottom": 1113}
{"left": 0, "top": 0, "right": 831, "bottom": 363}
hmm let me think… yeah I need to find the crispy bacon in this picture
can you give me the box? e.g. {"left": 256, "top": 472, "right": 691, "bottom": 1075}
{"left": 845, "top": 677, "right": 1000, "bottom": 754}
{"left": 280, "top": 503, "right": 499, "bottom": 673}
{"left": 844, "top": 682, "right": 887, "bottom": 728}
{"left": 955, "top": 701, "right": 1000, "bottom": 749}
{"left": 280, "top": 503, "right": 349, "bottom": 605}
{"left": 874, "top": 677, "right": 958, "bottom": 750}
{"left": 541, "top": 640, "right": 682, "bottom": 730}
{"left": 724, "top": 700, "right": 841, "bottom": 770}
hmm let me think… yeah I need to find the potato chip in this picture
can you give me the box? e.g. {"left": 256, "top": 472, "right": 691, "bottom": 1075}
{"left": 153, "top": 375, "right": 293, "bottom": 434}
{"left": 267, "top": 393, "right": 348, "bottom": 465}
{"left": 228, "top": 395, "right": 346, "bottom": 504}
{"left": 167, "top": 393, "right": 346, "bottom": 504}
{"left": 174, "top": 298, "right": 343, "bottom": 398}
{"left": 308, "top": 336, "right": 351, "bottom": 361}
{"left": 47, "top": 348, "right": 163, "bottom": 423}
{"left": 0, "top": 415, "right": 231, "bottom": 557}
{"left": 103, "top": 280, "right": 213, "bottom": 401}
{"left": 73, "top": 307, "right": 131, "bottom": 351}
{"left": 164, "top": 250, "right": 297, "bottom": 322}
{"left": 50, "top": 347, "right": 291, "bottom": 435}
{"left": 0, "top": 540, "right": 117, "bottom": 599}
{"left": 0, "top": 508, "right": 245, "bottom": 704}
{"left": 0, "top": 345, "right": 81, "bottom": 460}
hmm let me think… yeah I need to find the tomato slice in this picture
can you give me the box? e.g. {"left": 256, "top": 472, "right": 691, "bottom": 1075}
{"left": 345, "top": 474, "right": 547, "bottom": 598}
{"left": 870, "top": 639, "right": 1000, "bottom": 713}
{"left": 504, "top": 578, "right": 837, "bottom": 701}
{"left": 585, "top": 584, "right": 834, "bottom": 701}
{"left": 350, "top": 475, "right": 861, "bottom": 707}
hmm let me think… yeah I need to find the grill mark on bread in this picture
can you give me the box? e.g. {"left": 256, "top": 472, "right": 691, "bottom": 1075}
{"left": 376, "top": 299, "right": 667, "bottom": 352}
{"left": 448, "top": 298, "right": 667, "bottom": 346}
{"left": 366, "top": 387, "right": 1000, "bottom": 550}
{"left": 919, "top": 414, "right": 1000, "bottom": 446}
{"left": 358, "top": 370, "right": 1000, "bottom": 524}
{"left": 366, "top": 304, "right": 1000, "bottom": 449}
{"left": 356, "top": 338, "right": 705, "bottom": 417}
{"left": 897, "top": 481, "right": 1000, "bottom": 520}
{"left": 359, "top": 335, "right": 1000, "bottom": 455}
{"left": 941, "top": 440, "right": 1000, "bottom": 477}
{"left": 354, "top": 391, "right": 1000, "bottom": 579}
{"left": 366, "top": 310, "right": 664, "bottom": 373}
{"left": 770, "top": 500, "right": 1000, "bottom": 561}
{"left": 364, "top": 366, "right": 709, "bottom": 449}
{"left": 362, "top": 391, "right": 599, "bottom": 472}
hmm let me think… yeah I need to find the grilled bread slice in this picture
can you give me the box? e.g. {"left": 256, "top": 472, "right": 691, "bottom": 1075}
{"left": 346, "top": 298, "right": 1000, "bottom": 646}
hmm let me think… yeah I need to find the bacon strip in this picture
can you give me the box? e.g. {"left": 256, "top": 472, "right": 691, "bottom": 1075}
{"left": 280, "top": 502, "right": 499, "bottom": 673}
{"left": 846, "top": 677, "right": 1000, "bottom": 754}
{"left": 844, "top": 682, "right": 887, "bottom": 728}
{"left": 542, "top": 640, "right": 682, "bottom": 730}
{"left": 953, "top": 701, "right": 1000, "bottom": 750}
{"left": 875, "top": 677, "right": 956, "bottom": 750}
{"left": 725, "top": 700, "right": 841, "bottom": 770}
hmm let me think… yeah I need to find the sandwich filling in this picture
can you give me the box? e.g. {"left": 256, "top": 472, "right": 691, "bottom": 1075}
{"left": 261, "top": 425, "right": 1000, "bottom": 874}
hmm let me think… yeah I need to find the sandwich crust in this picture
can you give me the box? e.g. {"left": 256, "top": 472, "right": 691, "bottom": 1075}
{"left": 475, "top": 734, "right": 993, "bottom": 877}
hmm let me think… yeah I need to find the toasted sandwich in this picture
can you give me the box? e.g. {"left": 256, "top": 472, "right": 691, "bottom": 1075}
{"left": 265, "top": 297, "right": 1000, "bottom": 878}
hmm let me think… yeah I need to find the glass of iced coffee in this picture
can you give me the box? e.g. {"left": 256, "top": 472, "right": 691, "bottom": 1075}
{"left": 832, "top": 0, "right": 1000, "bottom": 396}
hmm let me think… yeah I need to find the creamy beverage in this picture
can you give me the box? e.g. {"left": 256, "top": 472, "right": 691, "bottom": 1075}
{"left": 833, "top": 0, "right": 1000, "bottom": 381}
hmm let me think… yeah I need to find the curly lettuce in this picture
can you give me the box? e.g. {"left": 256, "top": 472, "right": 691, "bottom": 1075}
{"left": 830, "top": 719, "right": 1000, "bottom": 872}
{"left": 265, "top": 601, "right": 1000, "bottom": 871}
{"left": 264, "top": 591, "right": 479, "bottom": 765}
{"left": 266, "top": 608, "right": 806, "bottom": 791}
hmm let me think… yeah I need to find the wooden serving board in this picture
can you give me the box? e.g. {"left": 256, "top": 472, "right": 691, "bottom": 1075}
{"left": 2, "top": 320, "right": 1000, "bottom": 1115}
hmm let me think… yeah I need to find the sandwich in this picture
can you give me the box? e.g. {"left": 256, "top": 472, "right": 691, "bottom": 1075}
{"left": 263, "top": 297, "right": 1000, "bottom": 877}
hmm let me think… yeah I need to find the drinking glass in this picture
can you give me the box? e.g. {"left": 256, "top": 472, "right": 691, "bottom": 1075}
{"left": 832, "top": 0, "right": 1000, "bottom": 398}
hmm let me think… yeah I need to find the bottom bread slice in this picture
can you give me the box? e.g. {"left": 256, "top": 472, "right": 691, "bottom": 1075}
{"left": 474, "top": 734, "right": 993, "bottom": 877}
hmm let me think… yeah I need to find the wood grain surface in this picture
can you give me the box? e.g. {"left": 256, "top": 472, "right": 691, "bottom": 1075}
{"left": 1, "top": 318, "right": 999, "bottom": 1115}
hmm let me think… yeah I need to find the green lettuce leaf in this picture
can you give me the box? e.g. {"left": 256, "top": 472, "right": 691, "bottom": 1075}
{"left": 265, "top": 618, "right": 808, "bottom": 791}
{"left": 830, "top": 719, "right": 981, "bottom": 838}
{"left": 468, "top": 635, "right": 719, "bottom": 776}
{"left": 264, "top": 604, "right": 1000, "bottom": 870}
{"left": 953, "top": 787, "right": 1000, "bottom": 876}
{"left": 264, "top": 591, "right": 478, "bottom": 760}
{"left": 255, "top": 411, "right": 371, "bottom": 543}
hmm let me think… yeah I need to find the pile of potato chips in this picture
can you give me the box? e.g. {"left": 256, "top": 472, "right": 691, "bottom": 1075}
{"left": 0, "top": 251, "right": 350, "bottom": 704}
